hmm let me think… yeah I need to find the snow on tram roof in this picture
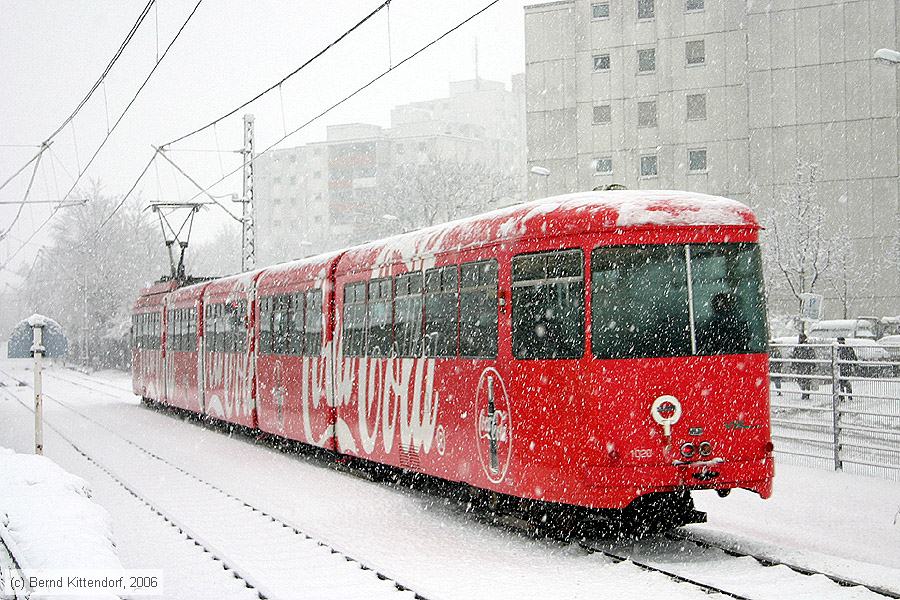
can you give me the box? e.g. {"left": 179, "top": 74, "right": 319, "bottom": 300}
{"left": 523, "top": 190, "right": 756, "bottom": 228}
{"left": 341, "top": 189, "right": 757, "bottom": 264}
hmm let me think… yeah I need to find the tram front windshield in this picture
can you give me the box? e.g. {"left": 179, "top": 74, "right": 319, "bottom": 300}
{"left": 591, "top": 243, "right": 767, "bottom": 359}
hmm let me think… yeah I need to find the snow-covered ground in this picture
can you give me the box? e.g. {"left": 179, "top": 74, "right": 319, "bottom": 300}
{"left": 1, "top": 359, "right": 898, "bottom": 599}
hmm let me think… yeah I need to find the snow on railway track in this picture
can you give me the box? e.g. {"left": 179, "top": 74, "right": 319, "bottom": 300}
{"left": 582, "top": 533, "right": 896, "bottom": 600}
{"left": 0, "top": 368, "right": 426, "bottom": 600}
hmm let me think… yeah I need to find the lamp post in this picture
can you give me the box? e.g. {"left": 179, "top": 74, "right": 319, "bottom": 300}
{"left": 381, "top": 213, "right": 406, "bottom": 233}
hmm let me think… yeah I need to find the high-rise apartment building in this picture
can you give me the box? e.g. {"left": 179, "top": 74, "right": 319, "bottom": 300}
{"left": 524, "top": 0, "right": 898, "bottom": 315}
{"left": 255, "top": 77, "right": 526, "bottom": 265}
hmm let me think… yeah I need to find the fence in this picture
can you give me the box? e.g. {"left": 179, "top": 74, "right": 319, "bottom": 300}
{"left": 769, "top": 342, "right": 900, "bottom": 481}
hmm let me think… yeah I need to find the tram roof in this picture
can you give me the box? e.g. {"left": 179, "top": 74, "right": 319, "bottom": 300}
{"left": 338, "top": 190, "right": 758, "bottom": 269}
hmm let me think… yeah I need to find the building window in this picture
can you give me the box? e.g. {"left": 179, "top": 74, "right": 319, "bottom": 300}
{"left": 396, "top": 143, "right": 405, "bottom": 154}
{"left": 314, "top": 170, "right": 322, "bottom": 178}
{"left": 592, "top": 104, "right": 612, "bottom": 124}
{"left": 593, "top": 157, "right": 613, "bottom": 175}
{"left": 289, "top": 154, "right": 297, "bottom": 163}
{"left": 418, "top": 141, "right": 427, "bottom": 151}
{"left": 688, "top": 148, "right": 708, "bottom": 172}
{"left": 686, "top": 0, "right": 704, "bottom": 10}
{"left": 591, "top": 2, "right": 610, "bottom": 19}
{"left": 593, "top": 54, "right": 611, "bottom": 71}
{"left": 640, "top": 154, "right": 658, "bottom": 177}
{"left": 638, "top": 100, "right": 658, "bottom": 127}
{"left": 313, "top": 147, "right": 322, "bottom": 156}
{"left": 638, "top": 0, "right": 654, "bottom": 19}
{"left": 686, "top": 93, "right": 707, "bottom": 120}
{"left": 686, "top": 40, "right": 706, "bottom": 65}
{"left": 289, "top": 176, "right": 297, "bottom": 185}
{"left": 638, "top": 48, "right": 656, "bottom": 73}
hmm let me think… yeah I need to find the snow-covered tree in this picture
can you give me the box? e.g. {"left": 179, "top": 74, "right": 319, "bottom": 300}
{"left": 827, "top": 223, "right": 882, "bottom": 319}
{"left": 763, "top": 160, "right": 832, "bottom": 316}
{"left": 368, "top": 155, "right": 520, "bottom": 239}
{"left": 187, "top": 225, "right": 242, "bottom": 277}
{"left": 17, "top": 181, "right": 166, "bottom": 369}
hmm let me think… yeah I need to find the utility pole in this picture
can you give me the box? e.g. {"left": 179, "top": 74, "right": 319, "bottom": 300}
{"left": 240, "top": 114, "right": 256, "bottom": 271}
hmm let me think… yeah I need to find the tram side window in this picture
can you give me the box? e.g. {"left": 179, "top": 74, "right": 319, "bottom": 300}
{"left": 290, "top": 293, "right": 305, "bottom": 355}
{"left": 167, "top": 311, "right": 175, "bottom": 351}
{"left": 214, "top": 305, "right": 223, "bottom": 352}
{"left": 259, "top": 296, "right": 273, "bottom": 354}
{"left": 424, "top": 265, "right": 458, "bottom": 357}
{"left": 460, "top": 260, "right": 498, "bottom": 358}
{"left": 591, "top": 245, "right": 690, "bottom": 359}
{"left": 210, "top": 304, "right": 223, "bottom": 352}
{"left": 272, "top": 294, "right": 291, "bottom": 356}
{"left": 342, "top": 283, "right": 367, "bottom": 356}
{"left": 367, "top": 278, "right": 392, "bottom": 357}
{"left": 221, "top": 304, "right": 233, "bottom": 352}
{"left": 203, "top": 306, "right": 211, "bottom": 351}
{"left": 179, "top": 309, "right": 186, "bottom": 351}
{"left": 230, "top": 300, "right": 247, "bottom": 353}
{"left": 151, "top": 313, "right": 160, "bottom": 350}
{"left": 185, "top": 308, "right": 196, "bottom": 352}
{"left": 394, "top": 272, "right": 423, "bottom": 357}
{"left": 305, "top": 289, "right": 323, "bottom": 356}
{"left": 512, "top": 249, "right": 585, "bottom": 359}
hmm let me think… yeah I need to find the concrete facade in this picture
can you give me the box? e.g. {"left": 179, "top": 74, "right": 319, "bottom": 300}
{"left": 255, "top": 77, "right": 526, "bottom": 265}
{"left": 524, "top": 0, "right": 899, "bottom": 317}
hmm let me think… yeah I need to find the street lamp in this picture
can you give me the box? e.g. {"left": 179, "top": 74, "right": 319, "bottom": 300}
{"left": 874, "top": 48, "right": 900, "bottom": 65}
{"left": 529, "top": 165, "right": 551, "bottom": 199}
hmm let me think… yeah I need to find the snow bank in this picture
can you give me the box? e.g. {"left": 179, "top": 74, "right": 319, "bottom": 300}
{"left": 0, "top": 447, "right": 123, "bottom": 597}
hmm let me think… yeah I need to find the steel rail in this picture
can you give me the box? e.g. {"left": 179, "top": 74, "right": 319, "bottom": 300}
{"left": 0, "top": 368, "right": 431, "bottom": 600}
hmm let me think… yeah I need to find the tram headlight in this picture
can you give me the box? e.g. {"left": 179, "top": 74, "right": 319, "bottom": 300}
{"left": 680, "top": 442, "right": 696, "bottom": 458}
{"left": 699, "top": 441, "right": 713, "bottom": 456}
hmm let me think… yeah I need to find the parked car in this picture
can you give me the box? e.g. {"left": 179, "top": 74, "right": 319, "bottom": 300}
{"left": 809, "top": 319, "right": 878, "bottom": 340}
{"left": 878, "top": 335, "right": 900, "bottom": 376}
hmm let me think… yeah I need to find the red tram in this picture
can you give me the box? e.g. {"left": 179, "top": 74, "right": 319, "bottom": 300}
{"left": 132, "top": 190, "right": 774, "bottom": 524}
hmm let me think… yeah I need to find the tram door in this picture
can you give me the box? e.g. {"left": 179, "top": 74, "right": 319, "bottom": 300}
{"left": 455, "top": 258, "right": 507, "bottom": 484}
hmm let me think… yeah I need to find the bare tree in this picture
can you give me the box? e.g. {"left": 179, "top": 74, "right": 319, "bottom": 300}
{"left": 827, "top": 224, "right": 882, "bottom": 319}
{"left": 763, "top": 160, "right": 832, "bottom": 316}
{"left": 188, "top": 225, "right": 242, "bottom": 277}
{"left": 369, "top": 155, "right": 521, "bottom": 239}
{"left": 17, "top": 181, "right": 166, "bottom": 369}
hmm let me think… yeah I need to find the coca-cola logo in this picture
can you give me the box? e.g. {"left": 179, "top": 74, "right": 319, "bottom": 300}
{"left": 656, "top": 401, "right": 677, "bottom": 420}
{"left": 474, "top": 367, "right": 512, "bottom": 484}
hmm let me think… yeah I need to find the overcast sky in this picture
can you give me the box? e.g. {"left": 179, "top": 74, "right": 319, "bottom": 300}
{"left": 0, "top": 0, "right": 532, "bottom": 273}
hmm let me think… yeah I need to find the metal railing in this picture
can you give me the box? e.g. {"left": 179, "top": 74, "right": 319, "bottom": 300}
{"left": 769, "top": 342, "right": 900, "bottom": 480}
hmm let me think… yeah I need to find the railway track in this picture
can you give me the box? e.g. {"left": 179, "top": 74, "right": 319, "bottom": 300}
{"left": 0, "top": 368, "right": 427, "bottom": 600}
{"left": 5, "top": 366, "right": 900, "bottom": 600}
{"left": 581, "top": 533, "right": 897, "bottom": 600}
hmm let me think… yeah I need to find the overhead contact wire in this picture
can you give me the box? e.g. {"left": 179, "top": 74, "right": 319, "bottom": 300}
{"left": 163, "top": 0, "right": 392, "bottom": 147}
{"left": 186, "top": 0, "right": 501, "bottom": 205}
